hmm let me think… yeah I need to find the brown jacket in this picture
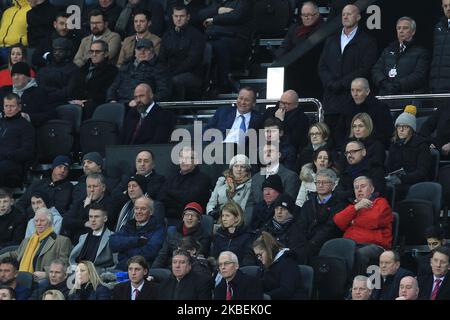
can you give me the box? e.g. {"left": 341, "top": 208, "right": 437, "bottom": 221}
{"left": 0, "top": 233, "right": 72, "bottom": 272}
{"left": 74, "top": 28, "right": 121, "bottom": 67}
{"left": 117, "top": 31, "right": 161, "bottom": 67}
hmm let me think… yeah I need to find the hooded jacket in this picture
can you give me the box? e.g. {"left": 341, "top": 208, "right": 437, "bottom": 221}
{"left": 0, "top": 0, "right": 31, "bottom": 47}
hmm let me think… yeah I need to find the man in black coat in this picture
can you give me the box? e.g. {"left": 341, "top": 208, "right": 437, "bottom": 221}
{"left": 32, "top": 12, "right": 81, "bottom": 70}
{"left": 73, "top": 40, "right": 118, "bottom": 119}
{"left": 157, "top": 249, "right": 212, "bottom": 300}
{"left": 418, "top": 246, "right": 450, "bottom": 300}
{"left": 335, "top": 78, "right": 394, "bottom": 149}
{"left": 0, "top": 93, "right": 35, "bottom": 187}
{"left": 107, "top": 38, "right": 171, "bottom": 104}
{"left": 36, "top": 38, "right": 81, "bottom": 108}
{"left": 318, "top": 4, "right": 377, "bottom": 131}
{"left": 0, "top": 62, "right": 53, "bottom": 128}
{"left": 214, "top": 251, "right": 263, "bottom": 300}
{"left": 159, "top": 4, "right": 205, "bottom": 100}
{"left": 0, "top": 188, "right": 26, "bottom": 250}
{"left": 299, "top": 168, "right": 345, "bottom": 261}
{"left": 26, "top": 0, "right": 59, "bottom": 48}
{"left": 112, "top": 255, "right": 158, "bottom": 300}
{"left": 370, "top": 250, "right": 414, "bottom": 300}
{"left": 372, "top": 16, "right": 429, "bottom": 99}
{"left": 262, "top": 89, "right": 310, "bottom": 152}
{"left": 335, "top": 140, "right": 386, "bottom": 202}
{"left": 120, "top": 83, "right": 174, "bottom": 145}
{"left": 16, "top": 155, "right": 73, "bottom": 219}
{"left": 430, "top": 0, "right": 450, "bottom": 93}
{"left": 159, "top": 146, "right": 211, "bottom": 225}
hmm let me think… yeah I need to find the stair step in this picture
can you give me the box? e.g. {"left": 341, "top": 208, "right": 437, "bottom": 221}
{"left": 240, "top": 78, "right": 267, "bottom": 84}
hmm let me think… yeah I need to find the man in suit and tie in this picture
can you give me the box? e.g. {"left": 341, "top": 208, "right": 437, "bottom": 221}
{"left": 204, "top": 86, "right": 262, "bottom": 146}
{"left": 418, "top": 246, "right": 450, "bottom": 300}
{"left": 69, "top": 203, "right": 114, "bottom": 273}
{"left": 112, "top": 255, "right": 158, "bottom": 300}
{"left": 120, "top": 83, "right": 175, "bottom": 145}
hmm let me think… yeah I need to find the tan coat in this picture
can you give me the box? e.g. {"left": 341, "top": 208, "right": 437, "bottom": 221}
{"left": 73, "top": 28, "right": 122, "bottom": 67}
{"left": 117, "top": 31, "right": 161, "bottom": 67}
{"left": 0, "top": 233, "right": 72, "bottom": 272}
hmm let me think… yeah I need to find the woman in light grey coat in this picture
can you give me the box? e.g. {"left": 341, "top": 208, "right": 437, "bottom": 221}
{"left": 206, "top": 154, "right": 252, "bottom": 218}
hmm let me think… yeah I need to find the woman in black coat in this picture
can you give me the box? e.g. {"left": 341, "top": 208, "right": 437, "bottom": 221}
{"left": 298, "top": 122, "right": 334, "bottom": 169}
{"left": 252, "top": 232, "right": 306, "bottom": 300}
{"left": 387, "top": 108, "right": 432, "bottom": 200}
{"left": 68, "top": 261, "right": 111, "bottom": 300}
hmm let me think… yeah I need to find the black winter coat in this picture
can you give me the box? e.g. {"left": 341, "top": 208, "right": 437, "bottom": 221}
{"left": 214, "top": 269, "right": 263, "bottom": 300}
{"left": 299, "top": 193, "right": 345, "bottom": 258}
{"left": 112, "top": 170, "right": 166, "bottom": 202}
{"left": 372, "top": 40, "right": 429, "bottom": 95}
{"left": 198, "top": 0, "right": 253, "bottom": 42}
{"left": 157, "top": 271, "right": 213, "bottom": 300}
{"left": 319, "top": 27, "right": 377, "bottom": 114}
{"left": 260, "top": 250, "right": 306, "bottom": 300}
{"left": 106, "top": 57, "right": 171, "bottom": 103}
{"left": 0, "top": 207, "right": 26, "bottom": 249}
{"left": 387, "top": 134, "right": 432, "bottom": 185}
{"left": 159, "top": 166, "right": 211, "bottom": 221}
{"left": 16, "top": 177, "right": 73, "bottom": 219}
{"left": 212, "top": 225, "right": 255, "bottom": 265}
{"left": 419, "top": 105, "right": 450, "bottom": 150}
{"left": 158, "top": 24, "right": 205, "bottom": 78}
{"left": 430, "top": 18, "right": 450, "bottom": 93}
{"left": 370, "top": 267, "right": 414, "bottom": 300}
{"left": 26, "top": 0, "right": 59, "bottom": 48}
{"left": 0, "top": 113, "right": 35, "bottom": 164}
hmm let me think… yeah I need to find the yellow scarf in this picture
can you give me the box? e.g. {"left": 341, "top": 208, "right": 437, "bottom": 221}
{"left": 19, "top": 227, "right": 54, "bottom": 273}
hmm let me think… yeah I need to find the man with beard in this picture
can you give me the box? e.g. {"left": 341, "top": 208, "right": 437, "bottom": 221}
{"left": 120, "top": 83, "right": 174, "bottom": 145}
{"left": 0, "top": 257, "right": 31, "bottom": 300}
{"left": 73, "top": 10, "right": 121, "bottom": 68}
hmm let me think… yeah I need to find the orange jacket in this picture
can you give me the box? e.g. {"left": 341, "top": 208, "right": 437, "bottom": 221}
{"left": 333, "top": 197, "right": 393, "bottom": 249}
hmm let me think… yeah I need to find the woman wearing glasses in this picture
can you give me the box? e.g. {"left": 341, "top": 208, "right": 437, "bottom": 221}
{"left": 296, "top": 146, "right": 337, "bottom": 207}
{"left": 298, "top": 122, "right": 333, "bottom": 169}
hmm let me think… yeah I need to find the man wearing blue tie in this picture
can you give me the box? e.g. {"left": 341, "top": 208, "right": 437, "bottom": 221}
{"left": 204, "top": 86, "right": 262, "bottom": 146}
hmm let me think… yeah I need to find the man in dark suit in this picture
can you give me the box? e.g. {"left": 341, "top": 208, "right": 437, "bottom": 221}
{"left": 112, "top": 255, "right": 158, "bottom": 300}
{"left": 157, "top": 249, "right": 212, "bottom": 300}
{"left": 204, "top": 86, "right": 262, "bottom": 146}
{"left": 120, "top": 83, "right": 175, "bottom": 145}
{"left": 318, "top": 4, "right": 377, "bottom": 132}
{"left": 214, "top": 251, "right": 263, "bottom": 300}
{"left": 418, "top": 246, "right": 450, "bottom": 300}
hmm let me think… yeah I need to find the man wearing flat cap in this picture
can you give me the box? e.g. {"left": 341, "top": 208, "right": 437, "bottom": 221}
{"left": 16, "top": 155, "right": 73, "bottom": 218}
{"left": 107, "top": 37, "right": 171, "bottom": 104}
{"left": 0, "top": 61, "right": 53, "bottom": 127}
{"left": 36, "top": 37, "right": 81, "bottom": 107}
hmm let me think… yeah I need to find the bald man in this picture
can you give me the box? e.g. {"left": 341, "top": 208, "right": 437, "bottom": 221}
{"left": 396, "top": 276, "right": 419, "bottom": 300}
{"left": 262, "top": 89, "right": 310, "bottom": 151}
{"left": 120, "top": 83, "right": 175, "bottom": 145}
{"left": 318, "top": 4, "right": 377, "bottom": 131}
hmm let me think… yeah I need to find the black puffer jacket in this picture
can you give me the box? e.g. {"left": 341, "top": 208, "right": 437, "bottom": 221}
{"left": 387, "top": 134, "right": 432, "bottom": 185}
{"left": 198, "top": 0, "right": 253, "bottom": 42}
{"left": 430, "top": 18, "right": 450, "bottom": 93}
{"left": 212, "top": 224, "right": 255, "bottom": 265}
{"left": 372, "top": 40, "right": 430, "bottom": 95}
{"left": 0, "top": 112, "right": 35, "bottom": 163}
{"left": 106, "top": 56, "right": 171, "bottom": 103}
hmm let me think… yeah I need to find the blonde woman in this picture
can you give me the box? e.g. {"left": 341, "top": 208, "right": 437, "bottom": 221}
{"left": 212, "top": 202, "right": 255, "bottom": 265}
{"left": 68, "top": 261, "right": 111, "bottom": 300}
{"left": 42, "top": 289, "right": 65, "bottom": 300}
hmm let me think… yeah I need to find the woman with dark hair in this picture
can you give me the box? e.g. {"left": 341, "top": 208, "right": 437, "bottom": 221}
{"left": 296, "top": 146, "right": 338, "bottom": 207}
{"left": 212, "top": 201, "right": 255, "bottom": 265}
{"left": 68, "top": 260, "right": 111, "bottom": 300}
{"left": 252, "top": 231, "right": 306, "bottom": 300}
{"left": 0, "top": 44, "right": 35, "bottom": 87}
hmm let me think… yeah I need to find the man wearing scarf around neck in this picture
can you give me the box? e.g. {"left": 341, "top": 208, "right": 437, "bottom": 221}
{"left": 0, "top": 207, "right": 72, "bottom": 282}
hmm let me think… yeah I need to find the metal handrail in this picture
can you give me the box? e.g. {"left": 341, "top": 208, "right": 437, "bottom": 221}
{"left": 376, "top": 93, "right": 450, "bottom": 101}
{"left": 160, "top": 98, "right": 324, "bottom": 122}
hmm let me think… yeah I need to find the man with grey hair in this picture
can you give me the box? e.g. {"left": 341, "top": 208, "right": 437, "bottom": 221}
{"left": 335, "top": 78, "right": 394, "bottom": 148}
{"left": 372, "top": 16, "right": 429, "bottom": 96}
{"left": 109, "top": 196, "right": 165, "bottom": 271}
{"left": 334, "top": 176, "right": 393, "bottom": 275}
{"left": 396, "top": 276, "right": 419, "bottom": 300}
{"left": 351, "top": 275, "right": 372, "bottom": 300}
{"left": 31, "top": 258, "right": 70, "bottom": 299}
{"left": 214, "top": 251, "right": 263, "bottom": 300}
{"left": 299, "top": 168, "right": 346, "bottom": 261}
{"left": 262, "top": 89, "right": 310, "bottom": 152}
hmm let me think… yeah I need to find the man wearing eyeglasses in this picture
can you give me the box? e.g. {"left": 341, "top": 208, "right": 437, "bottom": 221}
{"left": 335, "top": 140, "right": 386, "bottom": 202}
{"left": 214, "top": 251, "right": 263, "bottom": 300}
{"left": 262, "top": 89, "right": 310, "bottom": 152}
